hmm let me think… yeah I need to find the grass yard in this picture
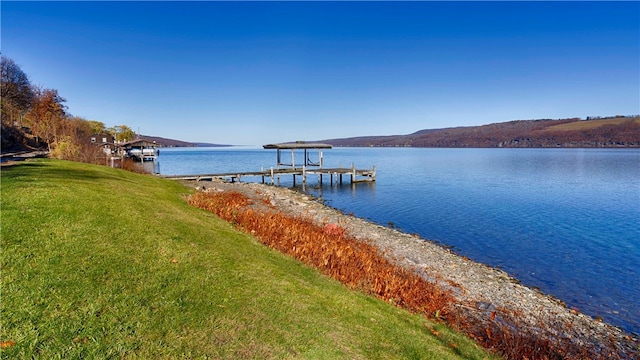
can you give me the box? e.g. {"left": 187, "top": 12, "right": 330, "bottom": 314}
{"left": 0, "top": 159, "right": 495, "bottom": 359}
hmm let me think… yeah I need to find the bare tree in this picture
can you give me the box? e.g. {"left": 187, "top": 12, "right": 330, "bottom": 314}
{"left": 1, "top": 55, "right": 35, "bottom": 126}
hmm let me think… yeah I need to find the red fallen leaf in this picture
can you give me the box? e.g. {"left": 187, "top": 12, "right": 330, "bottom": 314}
{"left": 323, "top": 223, "right": 345, "bottom": 237}
{"left": 0, "top": 340, "right": 16, "bottom": 348}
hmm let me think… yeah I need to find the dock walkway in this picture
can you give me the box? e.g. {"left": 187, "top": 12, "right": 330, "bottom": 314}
{"left": 163, "top": 165, "right": 376, "bottom": 185}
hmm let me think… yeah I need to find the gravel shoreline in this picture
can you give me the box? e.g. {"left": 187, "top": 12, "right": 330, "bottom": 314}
{"left": 185, "top": 178, "right": 638, "bottom": 358}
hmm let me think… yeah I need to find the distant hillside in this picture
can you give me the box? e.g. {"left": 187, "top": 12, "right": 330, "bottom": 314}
{"left": 321, "top": 116, "right": 640, "bottom": 148}
{"left": 139, "top": 135, "right": 230, "bottom": 148}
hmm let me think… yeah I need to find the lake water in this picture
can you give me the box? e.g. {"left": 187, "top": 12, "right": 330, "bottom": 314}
{"left": 158, "top": 147, "right": 640, "bottom": 334}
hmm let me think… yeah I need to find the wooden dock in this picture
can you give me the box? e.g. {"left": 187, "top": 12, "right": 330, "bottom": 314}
{"left": 163, "top": 142, "right": 375, "bottom": 186}
{"left": 163, "top": 165, "right": 376, "bottom": 186}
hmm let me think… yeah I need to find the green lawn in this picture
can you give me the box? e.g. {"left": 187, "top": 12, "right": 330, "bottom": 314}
{"left": 1, "top": 159, "right": 495, "bottom": 359}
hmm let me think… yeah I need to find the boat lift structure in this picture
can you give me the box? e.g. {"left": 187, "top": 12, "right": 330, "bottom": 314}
{"left": 263, "top": 142, "right": 331, "bottom": 169}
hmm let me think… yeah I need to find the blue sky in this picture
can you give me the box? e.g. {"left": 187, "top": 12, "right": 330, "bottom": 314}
{"left": 2, "top": 1, "right": 639, "bottom": 145}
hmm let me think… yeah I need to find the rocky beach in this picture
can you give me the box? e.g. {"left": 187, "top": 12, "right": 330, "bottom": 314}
{"left": 184, "top": 178, "right": 638, "bottom": 359}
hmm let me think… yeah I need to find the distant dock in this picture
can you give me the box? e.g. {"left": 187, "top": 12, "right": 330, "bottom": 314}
{"left": 163, "top": 142, "right": 376, "bottom": 186}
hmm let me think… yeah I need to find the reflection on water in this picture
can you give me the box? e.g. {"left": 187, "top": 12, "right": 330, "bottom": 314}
{"left": 131, "top": 160, "right": 160, "bottom": 174}
{"left": 299, "top": 180, "right": 377, "bottom": 202}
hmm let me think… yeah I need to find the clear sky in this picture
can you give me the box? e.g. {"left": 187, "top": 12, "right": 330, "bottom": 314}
{"left": 2, "top": 1, "right": 639, "bottom": 145}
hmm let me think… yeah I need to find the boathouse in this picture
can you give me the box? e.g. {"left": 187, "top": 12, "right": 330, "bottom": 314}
{"left": 118, "top": 139, "right": 159, "bottom": 162}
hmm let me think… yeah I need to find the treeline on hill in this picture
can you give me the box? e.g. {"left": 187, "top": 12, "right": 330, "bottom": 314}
{"left": 1, "top": 55, "right": 137, "bottom": 164}
{"left": 324, "top": 116, "right": 640, "bottom": 148}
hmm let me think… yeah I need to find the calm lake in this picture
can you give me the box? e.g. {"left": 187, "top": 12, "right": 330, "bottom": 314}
{"left": 158, "top": 147, "right": 640, "bottom": 334}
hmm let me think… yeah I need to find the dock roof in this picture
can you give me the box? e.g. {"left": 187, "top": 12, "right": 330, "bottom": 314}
{"left": 263, "top": 142, "right": 332, "bottom": 150}
{"left": 118, "top": 139, "right": 158, "bottom": 148}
